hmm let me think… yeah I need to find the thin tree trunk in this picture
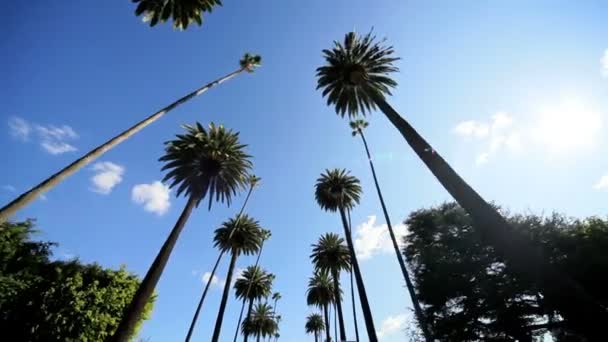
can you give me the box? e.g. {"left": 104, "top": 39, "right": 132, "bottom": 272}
{"left": 323, "top": 305, "right": 331, "bottom": 342}
{"left": 110, "top": 195, "right": 198, "bottom": 342}
{"left": 211, "top": 252, "right": 239, "bottom": 342}
{"left": 242, "top": 298, "right": 254, "bottom": 342}
{"left": 257, "top": 335, "right": 261, "bottom": 342}
{"left": 0, "top": 68, "right": 245, "bottom": 223}
{"left": 347, "top": 210, "right": 360, "bottom": 342}
{"left": 331, "top": 269, "right": 346, "bottom": 341}
{"left": 372, "top": 96, "right": 608, "bottom": 337}
{"left": 333, "top": 303, "right": 338, "bottom": 342}
{"left": 357, "top": 130, "right": 432, "bottom": 341}
{"left": 339, "top": 207, "right": 377, "bottom": 342}
{"left": 185, "top": 182, "right": 256, "bottom": 341}
{"left": 315, "top": 331, "right": 319, "bottom": 342}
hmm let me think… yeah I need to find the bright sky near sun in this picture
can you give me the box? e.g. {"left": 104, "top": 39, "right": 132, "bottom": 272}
{"left": 3, "top": 1, "right": 608, "bottom": 341}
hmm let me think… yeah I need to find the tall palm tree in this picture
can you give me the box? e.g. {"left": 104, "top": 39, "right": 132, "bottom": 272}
{"left": 346, "top": 210, "right": 360, "bottom": 342}
{"left": 185, "top": 175, "right": 261, "bottom": 342}
{"left": 242, "top": 303, "right": 278, "bottom": 342}
{"left": 350, "top": 119, "right": 430, "bottom": 339}
{"left": 211, "top": 214, "right": 264, "bottom": 342}
{"left": 316, "top": 31, "right": 608, "bottom": 337}
{"left": 311, "top": 233, "right": 350, "bottom": 341}
{"left": 315, "top": 169, "right": 377, "bottom": 342}
{"left": 306, "top": 270, "right": 334, "bottom": 342}
{"left": 0, "top": 54, "right": 261, "bottom": 223}
{"left": 232, "top": 230, "right": 272, "bottom": 342}
{"left": 271, "top": 292, "right": 282, "bottom": 314}
{"left": 306, "top": 313, "right": 325, "bottom": 342}
{"left": 132, "top": 0, "right": 222, "bottom": 30}
{"left": 234, "top": 265, "right": 275, "bottom": 342}
{"left": 110, "top": 122, "right": 251, "bottom": 342}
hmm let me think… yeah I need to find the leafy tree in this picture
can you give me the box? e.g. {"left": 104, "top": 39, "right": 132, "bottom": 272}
{"left": 403, "top": 203, "right": 608, "bottom": 341}
{"left": 0, "top": 220, "right": 153, "bottom": 341}
{"left": 311, "top": 233, "right": 350, "bottom": 341}
{"left": 307, "top": 270, "right": 335, "bottom": 342}
{"left": 0, "top": 54, "right": 261, "bottom": 223}
{"left": 315, "top": 168, "right": 377, "bottom": 341}
{"left": 132, "top": 0, "right": 221, "bottom": 30}
{"left": 306, "top": 313, "right": 325, "bottom": 342}
{"left": 211, "top": 214, "right": 264, "bottom": 342}
{"left": 235, "top": 265, "right": 275, "bottom": 342}
{"left": 316, "top": 31, "right": 607, "bottom": 337}
{"left": 112, "top": 122, "right": 252, "bottom": 341}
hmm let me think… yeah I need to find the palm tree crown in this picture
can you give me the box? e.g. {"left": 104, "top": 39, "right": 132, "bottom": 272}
{"left": 306, "top": 270, "right": 335, "bottom": 308}
{"left": 305, "top": 313, "right": 325, "bottom": 336}
{"left": 239, "top": 53, "right": 263, "bottom": 72}
{"left": 316, "top": 31, "right": 399, "bottom": 117}
{"left": 234, "top": 266, "right": 275, "bottom": 302}
{"left": 213, "top": 214, "right": 263, "bottom": 256}
{"left": 311, "top": 233, "right": 351, "bottom": 275}
{"left": 133, "top": 0, "right": 222, "bottom": 30}
{"left": 315, "top": 169, "right": 362, "bottom": 212}
{"left": 160, "top": 122, "right": 252, "bottom": 209}
{"left": 242, "top": 303, "right": 278, "bottom": 340}
{"left": 350, "top": 119, "right": 369, "bottom": 136}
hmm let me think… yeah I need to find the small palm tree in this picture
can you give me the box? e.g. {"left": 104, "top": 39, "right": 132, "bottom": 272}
{"left": 185, "top": 175, "right": 261, "bottom": 342}
{"left": 311, "top": 233, "right": 350, "bottom": 341}
{"left": 111, "top": 123, "right": 251, "bottom": 342}
{"left": 307, "top": 270, "right": 334, "bottom": 342}
{"left": 133, "top": 0, "right": 222, "bottom": 30}
{"left": 315, "top": 169, "right": 377, "bottom": 341}
{"left": 0, "top": 54, "right": 261, "bottom": 223}
{"left": 306, "top": 313, "right": 325, "bottom": 342}
{"left": 350, "top": 119, "right": 428, "bottom": 338}
{"left": 211, "top": 214, "right": 264, "bottom": 342}
{"left": 241, "top": 303, "right": 278, "bottom": 342}
{"left": 234, "top": 266, "right": 275, "bottom": 342}
{"left": 271, "top": 292, "right": 282, "bottom": 313}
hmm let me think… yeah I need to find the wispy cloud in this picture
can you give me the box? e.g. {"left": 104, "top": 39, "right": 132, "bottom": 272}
{"left": 593, "top": 175, "right": 608, "bottom": 191}
{"left": 377, "top": 313, "right": 409, "bottom": 339}
{"left": 354, "top": 215, "right": 408, "bottom": 260}
{"left": 453, "top": 120, "right": 489, "bottom": 139}
{"left": 131, "top": 181, "right": 170, "bottom": 215}
{"left": 202, "top": 272, "right": 225, "bottom": 288}
{"left": 8, "top": 117, "right": 31, "bottom": 141}
{"left": 7, "top": 117, "right": 78, "bottom": 155}
{"left": 2, "top": 185, "right": 16, "bottom": 192}
{"left": 601, "top": 49, "right": 608, "bottom": 77}
{"left": 90, "top": 162, "right": 125, "bottom": 194}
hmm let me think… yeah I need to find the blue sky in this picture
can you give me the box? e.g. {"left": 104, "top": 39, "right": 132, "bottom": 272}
{"left": 3, "top": 1, "right": 608, "bottom": 341}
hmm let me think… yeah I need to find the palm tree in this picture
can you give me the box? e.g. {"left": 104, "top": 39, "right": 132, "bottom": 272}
{"left": 349, "top": 268, "right": 359, "bottom": 342}
{"left": 0, "top": 54, "right": 261, "bottom": 223}
{"left": 315, "top": 169, "right": 377, "bottom": 341}
{"left": 132, "top": 0, "right": 222, "bottom": 30}
{"left": 306, "top": 313, "right": 325, "bottom": 342}
{"left": 232, "top": 230, "right": 272, "bottom": 342}
{"left": 317, "top": 31, "right": 608, "bottom": 337}
{"left": 110, "top": 122, "right": 251, "bottom": 342}
{"left": 350, "top": 119, "right": 429, "bottom": 339}
{"left": 242, "top": 303, "right": 278, "bottom": 342}
{"left": 234, "top": 265, "right": 275, "bottom": 342}
{"left": 211, "top": 214, "right": 264, "bottom": 342}
{"left": 185, "top": 175, "right": 260, "bottom": 342}
{"left": 311, "top": 233, "right": 350, "bottom": 341}
{"left": 271, "top": 292, "right": 282, "bottom": 314}
{"left": 306, "top": 270, "right": 334, "bottom": 342}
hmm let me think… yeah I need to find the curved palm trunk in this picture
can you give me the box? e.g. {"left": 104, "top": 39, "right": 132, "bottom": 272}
{"left": 331, "top": 270, "right": 346, "bottom": 341}
{"left": 339, "top": 207, "right": 377, "bottom": 342}
{"left": 211, "top": 251, "right": 239, "bottom": 342}
{"left": 186, "top": 183, "right": 256, "bottom": 342}
{"left": 349, "top": 270, "right": 360, "bottom": 342}
{"left": 111, "top": 195, "right": 198, "bottom": 342}
{"left": 0, "top": 68, "right": 246, "bottom": 223}
{"left": 372, "top": 96, "right": 608, "bottom": 336}
{"left": 323, "top": 305, "right": 331, "bottom": 342}
{"left": 357, "top": 129, "right": 432, "bottom": 341}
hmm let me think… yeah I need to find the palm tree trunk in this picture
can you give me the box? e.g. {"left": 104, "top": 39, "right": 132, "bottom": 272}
{"left": 371, "top": 96, "right": 608, "bottom": 336}
{"left": 257, "top": 335, "right": 261, "bottom": 342}
{"left": 186, "top": 182, "right": 256, "bottom": 341}
{"left": 349, "top": 270, "right": 360, "bottom": 342}
{"left": 242, "top": 298, "right": 255, "bottom": 342}
{"left": 332, "top": 303, "right": 338, "bottom": 342}
{"left": 357, "top": 130, "right": 432, "bottom": 341}
{"left": 211, "top": 251, "right": 239, "bottom": 342}
{"left": 331, "top": 269, "right": 346, "bottom": 341}
{"left": 339, "top": 207, "right": 377, "bottom": 342}
{"left": 323, "top": 305, "right": 331, "bottom": 342}
{"left": 315, "top": 331, "right": 319, "bottom": 342}
{"left": 111, "top": 195, "right": 198, "bottom": 342}
{"left": 0, "top": 68, "right": 246, "bottom": 223}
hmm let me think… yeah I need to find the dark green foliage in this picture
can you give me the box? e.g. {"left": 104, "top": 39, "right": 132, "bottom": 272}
{"left": 310, "top": 233, "right": 351, "bottom": 275}
{"left": 0, "top": 220, "right": 153, "bottom": 341}
{"left": 160, "top": 122, "right": 252, "bottom": 209}
{"left": 305, "top": 313, "right": 325, "bottom": 338}
{"left": 213, "top": 214, "right": 264, "bottom": 256}
{"left": 239, "top": 53, "right": 263, "bottom": 72}
{"left": 306, "top": 270, "right": 335, "bottom": 308}
{"left": 234, "top": 266, "right": 275, "bottom": 302}
{"left": 241, "top": 303, "right": 278, "bottom": 340}
{"left": 316, "top": 31, "right": 399, "bottom": 117}
{"left": 403, "top": 203, "right": 608, "bottom": 341}
{"left": 314, "top": 168, "right": 361, "bottom": 212}
{"left": 133, "top": 0, "right": 222, "bottom": 30}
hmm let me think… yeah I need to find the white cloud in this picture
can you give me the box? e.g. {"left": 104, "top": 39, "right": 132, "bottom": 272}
{"left": 475, "top": 153, "right": 489, "bottom": 166}
{"left": 593, "top": 175, "right": 608, "bottom": 191}
{"left": 90, "top": 162, "right": 125, "bottom": 194}
{"left": 2, "top": 185, "right": 16, "bottom": 192}
{"left": 40, "top": 141, "right": 77, "bottom": 155}
{"left": 453, "top": 120, "right": 489, "bottom": 139}
{"left": 354, "top": 216, "right": 407, "bottom": 260}
{"left": 601, "top": 49, "right": 608, "bottom": 77}
{"left": 8, "top": 117, "right": 31, "bottom": 141}
{"left": 378, "top": 313, "right": 409, "bottom": 339}
{"left": 202, "top": 272, "right": 225, "bottom": 288}
{"left": 131, "top": 181, "right": 170, "bottom": 215}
